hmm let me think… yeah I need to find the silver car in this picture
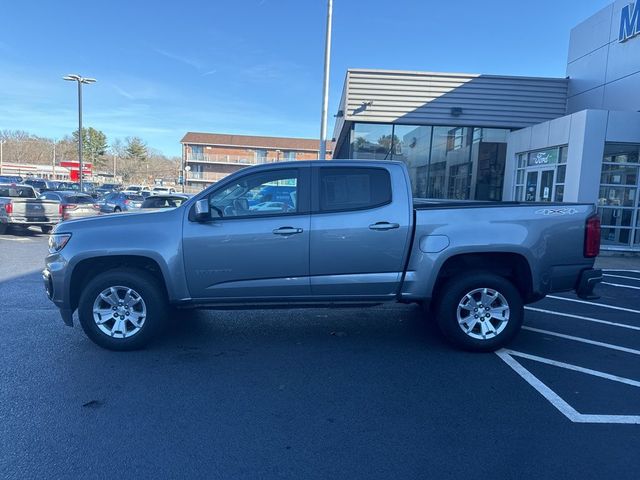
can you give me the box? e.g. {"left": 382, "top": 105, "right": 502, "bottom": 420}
{"left": 39, "top": 191, "right": 101, "bottom": 221}
{"left": 99, "top": 192, "right": 145, "bottom": 213}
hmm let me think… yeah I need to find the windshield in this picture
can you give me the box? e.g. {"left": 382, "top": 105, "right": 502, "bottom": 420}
{"left": 125, "top": 194, "right": 144, "bottom": 201}
{"left": 62, "top": 194, "right": 94, "bottom": 204}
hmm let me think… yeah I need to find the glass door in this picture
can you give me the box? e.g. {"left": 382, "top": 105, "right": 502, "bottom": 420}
{"left": 539, "top": 169, "right": 555, "bottom": 202}
{"left": 525, "top": 171, "right": 538, "bottom": 201}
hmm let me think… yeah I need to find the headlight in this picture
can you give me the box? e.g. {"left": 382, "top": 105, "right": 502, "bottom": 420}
{"left": 48, "top": 233, "right": 71, "bottom": 254}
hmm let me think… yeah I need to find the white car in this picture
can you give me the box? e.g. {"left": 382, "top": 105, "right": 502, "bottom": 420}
{"left": 151, "top": 186, "right": 176, "bottom": 195}
{"left": 122, "top": 185, "right": 150, "bottom": 194}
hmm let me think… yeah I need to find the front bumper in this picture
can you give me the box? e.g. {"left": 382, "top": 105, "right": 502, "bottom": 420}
{"left": 43, "top": 254, "right": 74, "bottom": 327}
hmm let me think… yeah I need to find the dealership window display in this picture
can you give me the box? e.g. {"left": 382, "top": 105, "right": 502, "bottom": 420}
{"left": 598, "top": 143, "right": 640, "bottom": 249}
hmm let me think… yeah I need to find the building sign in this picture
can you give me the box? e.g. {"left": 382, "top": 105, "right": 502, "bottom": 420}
{"left": 527, "top": 148, "right": 558, "bottom": 167}
{"left": 619, "top": 1, "right": 640, "bottom": 42}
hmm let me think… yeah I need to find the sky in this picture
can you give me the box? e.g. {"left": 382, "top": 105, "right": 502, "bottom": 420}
{"left": 0, "top": 0, "right": 613, "bottom": 157}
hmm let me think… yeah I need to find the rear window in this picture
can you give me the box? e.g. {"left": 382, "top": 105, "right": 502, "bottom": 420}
{"left": 63, "top": 195, "right": 94, "bottom": 204}
{"left": 318, "top": 167, "right": 392, "bottom": 212}
{"left": 0, "top": 185, "right": 36, "bottom": 198}
{"left": 26, "top": 180, "right": 47, "bottom": 189}
{"left": 125, "top": 194, "right": 144, "bottom": 201}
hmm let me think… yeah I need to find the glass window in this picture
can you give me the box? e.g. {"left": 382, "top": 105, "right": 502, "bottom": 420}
{"left": 517, "top": 154, "right": 527, "bottom": 168}
{"left": 318, "top": 167, "right": 391, "bottom": 212}
{"left": 559, "top": 147, "right": 568, "bottom": 164}
{"left": 429, "top": 127, "right": 472, "bottom": 199}
{"left": 603, "top": 144, "right": 640, "bottom": 164}
{"left": 601, "top": 227, "right": 632, "bottom": 247}
{"left": 600, "top": 164, "right": 638, "bottom": 185}
{"left": 210, "top": 169, "right": 298, "bottom": 217}
{"left": 350, "top": 123, "right": 394, "bottom": 160}
{"left": 474, "top": 141, "right": 506, "bottom": 201}
{"left": 554, "top": 185, "right": 564, "bottom": 202}
{"left": 392, "top": 125, "right": 431, "bottom": 198}
{"left": 598, "top": 208, "right": 634, "bottom": 227}
{"left": 556, "top": 165, "right": 566, "bottom": 184}
{"left": 254, "top": 149, "right": 268, "bottom": 163}
{"left": 598, "top": 186, "right": 636, "bottom": 207}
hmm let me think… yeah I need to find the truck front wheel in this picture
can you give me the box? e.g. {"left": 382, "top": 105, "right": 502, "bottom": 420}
{"left": 435, "top": 273, "right": 523, "bottom": 352}
{"left": 77, "top": 269, "right": 168, "bottom": 350}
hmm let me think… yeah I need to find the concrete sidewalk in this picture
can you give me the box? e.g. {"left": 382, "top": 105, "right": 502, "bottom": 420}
{"left": 595, "top": 253, "right": 640, "bottom": 270}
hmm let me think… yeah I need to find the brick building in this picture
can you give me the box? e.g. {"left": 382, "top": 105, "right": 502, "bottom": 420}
{"left": 180, "top": 132, "right": 333, "bottom": 189}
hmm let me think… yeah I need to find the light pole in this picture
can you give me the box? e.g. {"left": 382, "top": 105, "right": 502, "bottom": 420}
{"left": 0, "top": 140, "right": 5, "bottom": 175}
{"left": 63, "top": 74, "right": 96, "bottom": 190}
{"left": 319, "top": 0, "right": 333, "bottom": 160}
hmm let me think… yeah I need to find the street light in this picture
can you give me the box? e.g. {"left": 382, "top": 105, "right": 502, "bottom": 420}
{"left": 318, "top": 0, "right": 333, "bottom": 160}
{"left": 0, "top": 139, "right": 5, "bottom": 175}
{"left": 63, "top": 74, "right": 96, "bottom": 190}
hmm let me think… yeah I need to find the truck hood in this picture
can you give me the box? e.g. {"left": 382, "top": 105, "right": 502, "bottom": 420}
{"left": 54, "top": 208, "right": 180, "bottom": 233}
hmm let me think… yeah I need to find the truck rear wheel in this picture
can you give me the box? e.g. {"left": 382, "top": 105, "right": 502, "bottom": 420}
{"left": 40, "top": 225, "right": 53, "bottom": 234}
{"left": 77, "top": 268, "right": 168, "bottom": 350}
{"left": 435, "top": 273, "right": 523, "bottom": 352}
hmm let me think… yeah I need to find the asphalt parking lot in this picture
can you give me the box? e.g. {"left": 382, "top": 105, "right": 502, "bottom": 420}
{"left": 1, "top": 228, "right": 640, "bottom": 479}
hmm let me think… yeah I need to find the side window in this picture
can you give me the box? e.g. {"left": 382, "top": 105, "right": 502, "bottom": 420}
{"left": 318, "top": 167, "right": 391, "bottom": 212}
{"left": 209, "top": 169, "right": 299, "bottom": 218}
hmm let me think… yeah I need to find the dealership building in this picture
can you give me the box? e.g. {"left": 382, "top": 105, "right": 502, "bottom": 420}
{"left": 331, "top": 0, "right": 640, "bottom": 251}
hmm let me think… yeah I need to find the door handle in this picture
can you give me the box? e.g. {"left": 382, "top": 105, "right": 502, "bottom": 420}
{"left": 369, "top": 222, "right": 400, "bottom": 231}
{"left": 273, "top": 226, "right": 303, "bottom": 236}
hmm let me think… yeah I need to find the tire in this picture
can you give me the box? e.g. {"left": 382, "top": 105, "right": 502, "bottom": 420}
{"left": 40, "top": 225, "right": 53, "bottom": 234}
{"left": 0, "top": 223, "right": 7, "bottom": 235}
{"left": 77, "top": 268, "right": 169, "bottom": 351}
{"left": 435, "top": 273, "right": 523, "bottom": 352}
{"left": 114, "top": 207, "right": 121, "bottom": 213}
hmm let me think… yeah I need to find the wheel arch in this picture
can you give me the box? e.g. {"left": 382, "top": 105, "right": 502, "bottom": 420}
{"left": 432, "top": 252, "right": 534, "bottom": 304}
{"left": 69, "top": 255, "right": 169, "bottom": 312}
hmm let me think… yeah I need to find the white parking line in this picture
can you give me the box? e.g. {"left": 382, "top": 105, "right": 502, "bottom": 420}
{"left": 525, "top": 306, "right": 640, "bottom": 331}
{"left": 602, "top": 281, "right": 640, "bottom": 291}
{"left": 604, "top": 274, "right": 640, "bottom": 282}
{"left": 496, "top": 350, "right": 640, "bottom": 424}
{"left": 603, "top": 269, "right": 640, "bottom": 274}
{"left": 504, "top": 349, "right": 640, "bottom": 388}
{"left": 546, "top": 295, "right": 640, "bottom": 315}
{"left": 522, "top": 326, "right": 640, "bottom": 356}
{"left": 0, "top": 237, "right": 32, "bottom": 242}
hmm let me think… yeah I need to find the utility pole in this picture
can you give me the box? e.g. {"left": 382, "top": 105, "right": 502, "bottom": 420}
{"left": 52, "top": 141, "right": 56, "bottom": 179}
{"left": 318, "top": 0, "right": 333, "bottom": 160}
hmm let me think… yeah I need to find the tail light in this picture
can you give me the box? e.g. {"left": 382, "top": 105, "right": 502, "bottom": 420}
{"left": 58, "top": 203, "right": 63, "bottom": 215}
{"left": 5, "top": 202, "right": 12, "bottom": 214}
{"left": 93, "top": 204, "right": 100, "bottom": 210}
{"left": 65, "top": 204, "right": 78, "bottom": 210}
{"left": 584, "top": 214, "right": 601, "bottom": 258}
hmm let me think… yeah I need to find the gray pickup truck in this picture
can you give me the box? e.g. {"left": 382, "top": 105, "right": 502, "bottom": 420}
{"left": 0, "top": 184, "right": 62, "bottom": 234}
{"left": 43, "top": 161, "right": 602, "bottom": 351}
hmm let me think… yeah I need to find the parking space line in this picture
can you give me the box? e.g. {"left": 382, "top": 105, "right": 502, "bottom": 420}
{"left": 602, "top": 281, "right": 640, "bottom": 291}
{"left": 604, "top": 274, "right": 640, "bottom": 282}
{"left": 546, "top": 295, "right": 640, "bottom": 315}
{"left": 0, "top": 237, "right": 32, "bottom": 242}
{"left": 525, "top": 306, "right": 640, "bottom": 331}
{"left": 522, "top": 326, "right": 640, "bottom": 356}
{"left": 503, "top": 349, "right": 640, "bottom": 388}
{"left": 496, "top": 350, "right": 640, "bottom": 424}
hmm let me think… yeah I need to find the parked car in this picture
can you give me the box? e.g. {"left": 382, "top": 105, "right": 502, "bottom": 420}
{"left": 123, "top": 185, "right": 150, "bottom": 194}
{"left": 98, "top": 192, "right": 145, "bottom": 213}
{"left": 0, "top": 183, "right": 62, "bottom": 234}
{"left": 141, "top": 194, "right": 189, "bottom": 209}
{"left": 151, "top": 186, "right": 176, "bottom": 195}
{"left": 44, "top": 160, "right": 602, "bottom": 351}
{"left": 23, "top": 178, "right": 52, "bottom": 193}
{"left": 0, "top": 175, "right": 24, "bottom": 184}
{"left": 39, "top": 191, "right": 100, "bottom": 221}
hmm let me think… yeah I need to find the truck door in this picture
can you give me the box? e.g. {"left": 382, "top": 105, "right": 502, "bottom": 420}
{"left": 182, "top": 166, "right": 311, "bottom": 300}
{"left": 309, "top": 165, "right": 412, "bottom": 298}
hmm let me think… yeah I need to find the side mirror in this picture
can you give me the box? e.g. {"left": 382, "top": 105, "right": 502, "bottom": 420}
{"left": 194, "top": 199, "right": 211, "bottom": 222}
